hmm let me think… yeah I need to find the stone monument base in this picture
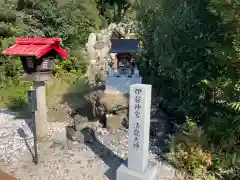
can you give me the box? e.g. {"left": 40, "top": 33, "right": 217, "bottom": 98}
{"left": 105, "top": 76, "right": 142, "bottom": 94}
{"left": 116, "top": 161, "right": 157, "bottom": 180}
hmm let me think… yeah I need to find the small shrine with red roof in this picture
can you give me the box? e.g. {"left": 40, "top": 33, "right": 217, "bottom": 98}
{"left": 3, "top": 38, "right": 69, "bottom": 79}
{"left": 2, "top": 37, "right": 69, "bottom": 139}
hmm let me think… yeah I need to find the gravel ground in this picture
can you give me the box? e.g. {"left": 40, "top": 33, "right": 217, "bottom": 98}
{"left": 0, "top": 109, "right": 177, "bottom": 180}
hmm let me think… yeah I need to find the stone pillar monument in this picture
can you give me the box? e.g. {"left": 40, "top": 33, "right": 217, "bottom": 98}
{"left": 116, "top": 84, "right": 157, "bottom": 180}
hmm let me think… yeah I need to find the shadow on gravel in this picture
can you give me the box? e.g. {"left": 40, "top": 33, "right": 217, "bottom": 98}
{"left": 17, "top": 128, "right": 37, "bottom": 164}
{"left": 24, "top": 118, "right": 34, "bottom": 134}
{"left": 0, "top": 109, "right": 34, "bottom": 137}
{"left": 81, "top": 127, "right": 124, "bottom": 180}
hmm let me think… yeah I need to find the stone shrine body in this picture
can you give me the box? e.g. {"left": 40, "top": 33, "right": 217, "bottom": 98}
{"left": 105, "top": 39, "right": 142, "bottom": 94}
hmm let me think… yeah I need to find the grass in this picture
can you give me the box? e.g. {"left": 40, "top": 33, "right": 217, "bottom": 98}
{"left": 1, "top": 71, "right": 103, "bottom": 124}
{"left": 0, "top": 80, "right": 32, "bottom": 117}
{"left": 46, "top": 73, "right": 87, "bottom": 104}
{"left": 0, "top": 81, "right": 30, "bottom": 109}
{"left": 0, "top": 72, "right": 87, "bottom": 117}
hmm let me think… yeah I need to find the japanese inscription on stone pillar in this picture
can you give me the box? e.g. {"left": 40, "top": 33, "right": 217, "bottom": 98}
{"left": 128, "top": 84, "right": 152, "bottom": 173}
{"left": 133, "top": 88, "right": 142, "bottom": 149}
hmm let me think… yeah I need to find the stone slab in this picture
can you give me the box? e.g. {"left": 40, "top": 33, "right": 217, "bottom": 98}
{"left": 158, "top": 162, "right": 176, "bottom": 179}
{"left": 116, "top": 161, "right": 157, "bottom": 180}
{"left": 105, "top": 76, "right": 142, "bottom": 94}
{"left": 100, "top": 93, "right": 129, "bottom": 111}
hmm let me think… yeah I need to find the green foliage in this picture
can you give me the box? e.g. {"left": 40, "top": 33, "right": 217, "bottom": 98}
{"left": 21, "top": 0, "right": 102, "bottom": 44}
{"left": 167, "top": 116, "right": 240, "bottom": 179}
{"left": 0, "top": 0, "right": 104, "bottom": 109}
{"left": 137, "top": 0, "right": 240, "bottom": 179}
{"left": 167, "top": 119, "right": 215, "bottom": 180}
{"left": 229, "top": 102, "right": 240, "bottom": 112}
{"left": 54, "top": 55, "right": 88, "bottom": 76}
{"left": 0, "top": 2, "right": 25, "bottom": 89}
{"left": 0, "top": 12, "right": 17, "bottom": 23}
{"left": 96, "top": 0, "right": 138, "bottom": 23}
{"left": 0, "top": 80, "right": 31, "bottom": 110}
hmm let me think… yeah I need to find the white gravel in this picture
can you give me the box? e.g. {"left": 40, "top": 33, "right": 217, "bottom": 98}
{"left": 0, "top": 109, "right": 177, "bottom": 180}
{"left": 0, "top": 109, "right": 33, "bottom": 166}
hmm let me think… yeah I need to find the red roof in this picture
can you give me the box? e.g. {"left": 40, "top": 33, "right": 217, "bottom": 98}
{"left": 2, "top": 38, "right": 69, "bottom": 59}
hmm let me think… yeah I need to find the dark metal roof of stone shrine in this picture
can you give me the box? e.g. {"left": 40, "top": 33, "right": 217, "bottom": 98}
{"left": 110, "top": 39, "right": 140, "bottom": 53}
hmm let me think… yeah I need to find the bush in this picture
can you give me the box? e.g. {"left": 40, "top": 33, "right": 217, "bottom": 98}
{"left": 54, "top": 51, "right": 88, "bottom": 76}
{"left": 0, "top": 12, "right": 17, "bottom": 23}
{"left": 167, "top": 114, "right": 240, "bottom": 179}
{"left": 0, "top": 81, "right": 30, "bottom": 110}
{"left": 0, "top": 0, "right": 100, "bottom": 109}
{"left": 137, "top": 1, "right": 240, "bottom": 179}
{"left": 166, "top": 118, "right": 215, "bottom": 179}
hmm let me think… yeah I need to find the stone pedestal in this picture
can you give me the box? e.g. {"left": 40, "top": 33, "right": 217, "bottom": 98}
{"left": 34, "top": 81, "right": 48, "bottom": 138}
{"left": 105, "top": 76, "right": 142, "bottom": 94}
{"left": 23, "top": 73, "right": 51, "bottom": 138}
{"left": 117, "top": 161, "right": 157, "bottom": 180}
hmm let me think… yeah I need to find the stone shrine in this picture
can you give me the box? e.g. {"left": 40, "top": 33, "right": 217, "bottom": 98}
{"left": 84, "top": 30, "right": 143, "bottom": 132}
{"left": 105, "top": 39, "right": 142, "bottom": 94}
{"left": 116, "top": 84, "right": 157, "bottom": 180}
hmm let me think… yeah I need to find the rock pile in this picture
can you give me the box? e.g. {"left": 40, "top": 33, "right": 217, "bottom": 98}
{"left": 65, "top": 114, "right": 92, "bottom": 149}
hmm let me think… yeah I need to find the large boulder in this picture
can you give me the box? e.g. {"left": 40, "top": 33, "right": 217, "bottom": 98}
{"left": 84, "top": 89, "right": 105, "bottom": 119}
{"left": 99, "top": 93, "right": 129, "bottom": 112}
{"left": 99, "top": 93, "right": 129, "bottom": 131}
{"left": 84, "top": 89, "right": 129, "bottom": 131}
